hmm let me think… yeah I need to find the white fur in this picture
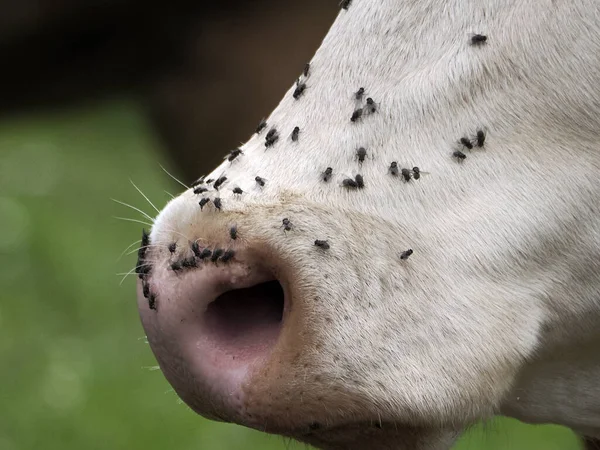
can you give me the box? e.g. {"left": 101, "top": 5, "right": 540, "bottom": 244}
{"left": 147, "top": 0, "right": 600, "bottom": 447}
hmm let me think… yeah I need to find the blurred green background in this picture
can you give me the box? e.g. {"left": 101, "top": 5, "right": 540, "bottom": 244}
{"left": 0, "top": 101, "right": 584, "bottom": 450}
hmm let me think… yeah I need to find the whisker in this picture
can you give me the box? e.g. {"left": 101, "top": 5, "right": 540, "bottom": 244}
{"left": 113, "top": 216, "right": 154, "bottom": 227}
{"left": 159, "top": 163, "right": 189, "bottom": 190}
{"left": 124, "top": 243, "right": 161, "bottom": 257}
{"left": 164, "top": 190, "right": 175, "bottom": 199}
{"left": 141, "top": 366, "right": 161, "bottom": 371}
{"left": 118, "top": 266, "right": 139, "bottom": 285}
{"left": 116, "top": 239, "right": 142, "bottom": 262}
{"left": 111, "top": 198, "right": 155, "bottom": 223}
{"left": 130, "top": 179, "right": 160, "bottom": 213}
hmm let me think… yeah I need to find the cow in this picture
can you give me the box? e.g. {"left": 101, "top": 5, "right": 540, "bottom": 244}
{"left": 135, "top": 0, "right": 600, "bottom": 448}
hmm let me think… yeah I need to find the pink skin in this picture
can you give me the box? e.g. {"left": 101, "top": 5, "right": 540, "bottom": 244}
{"left": 137, "top": 247, "right": 287, "bottom": 424}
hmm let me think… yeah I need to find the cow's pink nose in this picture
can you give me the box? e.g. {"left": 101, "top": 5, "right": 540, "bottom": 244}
{"left": 137, "top": 245, "right": 293, "bottom": 423}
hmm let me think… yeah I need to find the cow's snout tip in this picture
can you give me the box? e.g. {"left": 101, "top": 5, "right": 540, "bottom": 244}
{"left": 137, "top": 250, "right": 291, "bottom": 422}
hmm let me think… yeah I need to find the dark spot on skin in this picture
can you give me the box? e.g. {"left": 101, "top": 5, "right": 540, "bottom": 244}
{"left": 137, "top": 263, "right": 151, "bottom": 279}
{"left": 314, "top": 240, "right": 330, "bottom": 249}
{"left": 375, "top": 423, "right": 382, "bottom": 429}
{"left": 199, "top": 248, "right": 212, "bottom": 260}
{"left": 220, "top": 250, "right": 235, "bottom": 263}
{"left": 213, "top": 176, "right": 228, "bottom": 190}
{"left": 190, "top": 175, "right": 205, "bottom": 188}
{"left": 230, "top": 226, "right": 238, "bottom": 240}
{"left": 227, "top": 148, "right": 243, "bottom": 162}
{"left": 293, "top": 81, "right": 306, "bottom": 99}
{"left": 213, "top": 198, "right": 222, "bottom": 210}
{"left": 199, "top": 198, "right": 210, "bottom": 210}
{"left": 322, "top": 167, "right": 333, "bottom": 182}
{"left": 256, "top": 119, "right": 267, "bottom": 134}
{"left": 211, "top": 249, "right": 224, "bottom": 263}
{"left": 470, "top": 34, "right": 487, "bottom": 45}
{"left": 142, "top": 281, "right": 150, "bottom": 298}
{"left": 193, "top": 186, "right": 208, "bottom": 194}
{"left": 255, "top": 176, "right": 266, "bottom": 187}
{"left": 232, "top": 187, "right": 243, "bottom": 195}
{"left": 168, "top": 242, "right": 177, "bottom": 253}
{"left": 309, "top": 422, "right": 321, "bottom": 431}
{"left": 340, "top": 0, "right": 352, "bottom": 10}
{"left": 350, "top": 108, "right": 363, "bottom": 122}
{"left": 291, "top": 126, "right": 300, "bottom": 142}
{"left": 453, "top": 150, "right": 467, "bottom": 160}
{"left": 136, "top": 229, "right": 150, "bottom": 277}
{"left": 400, "top": 249, "right": 413, "bottom": 260}
{"left": 460, "top": 137, "right": 474, "bottom": 150}
{"left": 148, "top": 293, "right": 157, "bottom": 311}
{"left": 141, "top": 228, "right": 150, "bottom": 249}
{"left": 303, "top": 63, "right": 310, "bottom": 77}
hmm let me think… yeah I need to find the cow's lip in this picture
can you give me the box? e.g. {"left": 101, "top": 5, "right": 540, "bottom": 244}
{"left": 137, "top": 247, "right": 291, "bottom": 421}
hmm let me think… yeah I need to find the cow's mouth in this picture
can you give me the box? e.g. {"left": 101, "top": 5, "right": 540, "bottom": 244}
{"left": 203, "top": 280, "right": 284, "bottom": 362}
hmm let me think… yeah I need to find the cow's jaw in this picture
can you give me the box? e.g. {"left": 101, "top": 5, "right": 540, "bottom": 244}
{"left": 136, "top": 0, "right": 600, "bottom": 447}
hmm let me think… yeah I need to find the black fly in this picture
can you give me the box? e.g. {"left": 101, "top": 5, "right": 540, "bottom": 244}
{"left": 342, "top": 178, "right": 359, "bottom": 189}
{"left": 193, "top": 186, "right": 208, "bottom": 194}
{"left": 355, "top": 174, "right": 364, "bottom": 188}
{"left": 255, "top": 176, "right": 266, "bottom": 187}
{"left": 227, "top": 148, "right": 243, "bottom": 162}
{"left": 314, "top": 240, "right": 330, "bottom": 250}
{"left": 213, "top": 176, "right": 227, "bottom": 190}
{"left": 291, "top": 126, "right": 300, "bottom": 142}
{"left": 168, "top": 242, "right": 177, "bottom": 253}
{"left": 282, "top": 218, "right": 293, "bottom": 232}
{"left": 232, "top": 187, "right": 243, "bottom": 195}
{"left": 400, "top": 249, "right": 413, "bottom": 260}
{"left": 211, "top": 248, "right": 224, "bottom": 263}
{"left": 190, "top": 175, "right": 205, "bottom": 188}
{"left": 265, "top": 128, "right": 279, "bottom": 148}
{"left": 453, "top": 150, "right": 467, "bottom": 160}
{"left": 230, "top": 226, "right": 238, "bottom": 240}
{"left": 355, "top": 87, "right": 365, "bottom": 100}
{"left": 401, "top": 168, "right": 412, "bottom": 182}
{"left": 303, "top": 63, "right": 310, "bottom": 77}
{"left": 475, "top": 129, "right": 486, "bottom": 147}
{"left": 199, "top": 198, "right": 210, "bottom": 210}
{"left": 460, "top": 137, "right": 474, "bottom": 150}
{"left": 293, "top": 81, "right": 307, "bottom": 99}
{"left": 220, "top": 250, "right": 235, "bottom": 263}
{"left": 350, "top": 108, "right": 363, "bottom": 122}
{"left": 256, "top": 118, "right": 267, "bottom": 134}
{"left": 469, "top": 34, "right": 488, "bottom": 45}
{"left": 322, "top": 167, "right": 333, "bottom": 182}
{"left": 356, "top": 147, "right": 367, "bottom": 164}
{"left": 389, "top": 162, "right": 399, "bottom": 176}
{"left": 213, "top": 197, "right": 222, "bottom": 210}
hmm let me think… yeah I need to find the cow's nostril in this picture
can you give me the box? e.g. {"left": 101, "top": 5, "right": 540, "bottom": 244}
{"left": 203, "top": 280, "right": 284, "bottom": 361}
